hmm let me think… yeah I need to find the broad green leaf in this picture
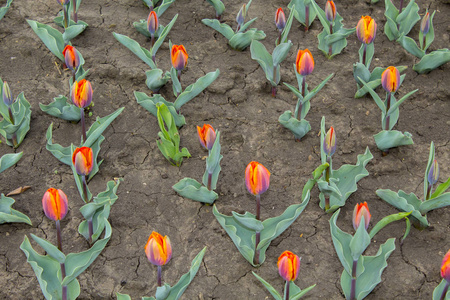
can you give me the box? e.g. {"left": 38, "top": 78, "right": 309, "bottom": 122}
{"left": 206, "top": 0, "right": 225, "bottom": 16}
{"left": 112, "top": 32, "right": 157, "bottom": 69}
{"left": 358, "top": 43, "right": 375, "bottom": 68}
{"left": 424, "top": 141, "right": 436, "bottom": 199}
{"left": 431, "top": 177, "right": 450, "bottom": 199}
{"left": 174, "top": 69, "right": 220, "bottom": 110}
{"left": 301, "top": 163, "right": 329, "bottom": 200}
{"left": 272, "top": 40, "right": 293, "bottom": 67}
{"left": 330, "top": 210, "right": 354, "bottom": 275}
{"left": 397, "top": 0, "right": 420, "bottom": 38}
{"left": 146, "top": 69, "right": 171, "bottom": 92}
{"left": 202, "top": 131, "right": 222, "bottom": 189}
{"left": 238, "top": 17, "right": 258, "bottom": 34}
{"left": 250, "top": 40, "right": 274, "bottom": 82}
{"left": 290, "top": 282, "right": 316, "bottom": 300}
{"left": 30, "top": 234, "right": 66, "bottom": 263}
{"left": 172, "top": 178, "right": 218, "bottom": 204}
{"left": 135, "top": 92, "right": 185, "bottom": 127}
{"left": 39, "top": 95, "right": 81, "bottom": 121}
{"left": 374, "top": 130, "right": 413, "bottom": 151}
{"left": 358, "top": 78, "right": 385, "bottom": 112}
{"left": 386, "top": 89, "right": 418, "bottom": 117}
{"left": 116, "top": 293, "right": 132, "bottom": 300}
{"left": 201, "top": 18, "right": 234, "bottom": 40}
{"left": 0, "top": 0, "right": 13, "bottom": 20}
{"left": 62, "top": 24, "right": 87, "bottom": 43}
{"left": 0, "top": 193, "right": 32, "bottom": 225}
{"left": 310, "top": 0, "right": 328, "bottom": 33}
{"left": 154, "top": 14, "right": 178, "bottom": 56}
{"left": 433, "top": 279, "right": 450, "bottom": 300}
{"left": 369, "top": 212, "right": 411, "bottom": 239}
{"left": 229, "top": 29, "right": 266, "bottom": 51}
{"left": 27, "top": 20, "right": 65, "bottom": 60}
{"left": 0, "top": 92, "right": 31, "bottom": 148}
{"left": 349, "top": 217, "right": 371, "bottom": 260}
{"left": 353, "top": 63, "right": 371, "bottom": 86}
{"left": 84, "top": 107, "right": 124, "bottom": 146}
{"left": 278, "top": 111, "right": 311, "bottom": 140}
{"left": 153, "top": 0, "right": 177, "bottom": 17}
{"left": 302, "top": 73, "right": 333, "bottom": 104}
{"left": 421, "top": 11, "right": 436, "bottom": 52}
{"left": 0, "top": 152, "right": 22, "bottom": 173}
{"left": 413, "top": 49, "right": 450, "bottom": 74}
{"left": 420, "top": 193, "right": 450, "bottom": 214}
{"left": 170, "top": 66, "right": 182, "bottom": 97}
{"left": 288, "top": 0, "right": 316, "bottom": 27}
{"left": 279, "top": 6, "right": 295, "bottom": 44}
{"left": 252, "top": 272, "right": 282, "bottom": 300}
{"left": 397, "top": 35, "right": 424, "bottom": 58}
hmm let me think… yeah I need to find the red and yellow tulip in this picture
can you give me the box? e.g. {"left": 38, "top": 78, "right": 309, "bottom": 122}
{"left": 147, "top": 11, "right": 159, "bottom": 35}
{"left": 442, "top": 249, "right": 450, "bottom": 282}
{"left": 325, "top": 1, "right": 336, "bottom": 23}
{"left": 72, "top": 147, "right": 94, "bottom": 176}
{"left": 323, "top": 127, "right": 336, "bottom": 157}
{"left": 278, "top": 250, "right": 300, "bottom": 282}
{"left": 295, "top": 49, "right": 314, "bottom": 76}
{"left": 171, "top": 45, "right": 188, "bottom": 71}
{"left": 145, "top": 231, "right": 172, "bottom": 266}
{"left": 245, "top": 161, "right": 270, "bottom": 196}
{"left": 71, "top": 79, "right": 93, "bottom": 108}
{"left": 275, "top": 8, "right": 286, "bottom": 31}
{"left": 197, "top": 124, "right": 216, "bottom": 150}
{"left": 352, "top": 202, "right": 371, "bottom": 230}
{"left": 381, "top": 66, "right": 400, "bottom": 93}
{"left": 356, "top": 16, "right": 377, "bottom": 45}
{"left": 420, "top": 11, "right": 430, "bottom": 35}
{"left": 42, "top": 188, "right": 69, "bottom": 221}
{"left": 62, "top": 45, "right": 80, "bottom": 72}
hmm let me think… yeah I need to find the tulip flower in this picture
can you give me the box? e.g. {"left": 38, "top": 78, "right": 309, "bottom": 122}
{"left": 72, "top": 147, "right": 94, "bottom": 176}
{"left": 275, "top": 8, "right": 286, "bottom": 45}
{"left": 2, "top": 81, "right": 13, "bottom": 107}
{"left": 197, "top": 124, "right": 216, "bottom": 151}
{"left": 62, "top": 45, "right": 80, "bottom": 80}
{"left": 426, "top": 159, "right": 439, "bottom": 200}
{"left": 440, "top": 249, "right": 450, "bottom": 300}
{"left": 323, "top": 127, "right": 336, "bottom": 157}
{"left": 72, "top": 79, "right": 93, "bottom": 142}
{"left": 356, "top": 16, "right": 377, "bottom": 67}
{"left": 145, "top": 231, "right": 172, "bottom": 286}
{"left": 236, "top": 4, "right": 246, "bottom": 32}
{"left": 171, "top": 44, "right": 188, "bottom": 87}
{"left": 325, "top": 1, "right": 336, "bottom": 24}
{"left": 147, "top": 11, "right": 159, "bottom": 47}
{"left": 352, "top": 202, "right": 371, "bottom": 231}
{"left": 420, "top": 11, "right": 430, "bottom": 51}
{"left": 295, "top": 49, "right": 314, "bottom": 98}
{"left": 278, "top": 250, "right": 300, "bottom": 299}
{"left": 245, "top": 161, "right": 270, "bottom": 265}
{"left": 381, "top": 66, "right": 400, "bottom": 131}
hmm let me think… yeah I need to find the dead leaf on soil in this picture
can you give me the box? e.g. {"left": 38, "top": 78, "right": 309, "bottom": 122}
{"left": 7, "top": 186, "right": 31, "bottom": 196}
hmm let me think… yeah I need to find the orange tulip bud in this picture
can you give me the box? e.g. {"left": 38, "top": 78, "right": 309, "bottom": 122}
{"left": 356, "top": 16, "right": 377, "bottom": 44}
{"left": 352, "top": 202, "right": 371, "bottom": 231}
{"left": 325, "top": 1, "right": 336, "bottom": 23}
{"left": 381, "top": 66, "right": 400, "bottom": 93}
{"left": 420, "top": 11, "right": 430, "bottom": 35}
{"left": 72, "top": 147, "right": 94, "bottom": 176}
{"left": 441, "top": 249, "right": 450, "bottom": 282}
{"left": 278, "top": 250, "right": 300, "bottom": 281}
{"left": 62, "top": 45, "right": 80, "bottom": 72}
{"left": 323, "top": 126, "right": 336, "bottom": 156}
{"left": 275, "top": 8, "right": 286, "bottom": 30}
{"left": 171, "top": 45, "right": 188, "bottom": 71}
{"left": 197, "top": 124, "right": 216, "bottom": 150}
{"left": 245, "top": 161, "right": 270, "bottom": 196}
{"left": 147, "top": 11, "right": 159, "bottom": 35}
{"left": 42, "top": 188, "right": 69, "bottom": 221}
{"left": 295, "top": 49, "right": 314, "bottom": 76}
{"left": 71, "top": 79, "right": 93, "bottom": 108}
{"left": 145, "top": 231, "right": 172, "bottom": 266}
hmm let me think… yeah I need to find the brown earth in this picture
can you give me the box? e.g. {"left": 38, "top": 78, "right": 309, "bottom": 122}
{"left": 0, "top": 0, "right": 450, "bottom": 299}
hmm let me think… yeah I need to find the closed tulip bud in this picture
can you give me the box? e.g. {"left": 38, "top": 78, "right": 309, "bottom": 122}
{"left": 427, "top": 159, "right": 439, "bottom": 186}
{"left": 245, "top": 161, "right": 270, "bottom": 196}
{"left": 42, "top": 188, "right": 69, "bottom": 221}
{"left": 72, "top": 147, "right": 94, "bottom": 176}
{"left": 295, "top": 49, "right": 314, "bottom": 76}
{"left": 56, "top": 0, "right": 70, "bottom": 5}
{"left": 356, "top": 16, "right": 377, "bottom": 44}
{"left": 171, "top": 45, "right": 188, "bottom": 71}
{"left": 236, "top": 4, "right": 246, "bottom": 27}
{"left": 147, "top": 11, "right": 159, "bottom": 35}
{"left": 278, "top": 251, "right": 300, "bottom": 282}
{"left": 441, "top": 249, "right": 450, "bottom": 282}
{"left": 275, "top": 8, "right": 286, "bottom": 31}
{"left": 197, "top": 124, "right": 216, "bottom": 150}
{"left": 323, "top": 127, "right": 336, "bottom": 157}
{"left": 325, "top": 1, "right": 336, "bottom": 23}
{"left": 381, "top": 66, "right": 400, "bottom": 93}
{"left": 145, "top": 231, "right": 172, "bottom": 266}
{"left": 71, "top": 79, "right": 93, "bottom": 108}
{"left": 2, "top": 81, "right": 13, "bottom": 106}
{"left": 353, "top": 202, "right": 371, "bottom": 231}
{"left": 62, "top": 45, "right": 80, "bottom": 72}
{"left": 420, "top": 11, "right": 430, "bottom": 35}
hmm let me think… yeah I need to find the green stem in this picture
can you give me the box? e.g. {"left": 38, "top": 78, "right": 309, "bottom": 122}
{"left": 61, "top": 262, "right": 67, "bottom": 300}
{"left": 385, "top": 93, "right": 391, "bottom": 131}
{"left": 272, "top": 64, "right": 278, "bottom": 97}
{"left": 157, "top": 265, "right": 162, "bottom": 287}
{"left": 284, "top": 280, "right": 290, "bottom": 300}
{"left": 328, "top": 24, "right": 333, "bottom": 57}
{"left": 81, "top": 108, "right": 87, "bottom": 143}
{"left": 63, "top": 4, "right": 69, "bottom": 28}
{"left": 426, "top": 184, "right": 433, "bottom": 201}
{"left": 301, "top": 76, "right": 306, "bottom": 98}
{"left": 362, "top": 44, "right": 367, "bottom": 67}
{"left": 151, "top": 34, "right": 155, "bottom": 47}
{"left": 253, "top": 194, "right": 261, "bottom": 265}
{"left": 56, "top": 220, "right": 63, "bottom": 252}
{"left": 350, "top": 259, "right": 357, "bottom": 300}
{"left": 72, "top": 0, "right": 78, "bottom": 23}
{"left": 277, "top": 30, "right": 282, "bottom": 45}
{"left": 177, "top": 70, "right": 182, "bottom": 98}
{"left": 207, "top": 172, "right": 213, "bottom": 191}
{"left": 8, "top": 107, "right": 14, "bottom": 125}
{"left": 440, "top": 281, "right": 449, "bottom": 300}
{"left": 399, "top": 0, "right": 404, "bottom": 13}
{"left": 325, "top": 156, "right": 331, "bottom": 211}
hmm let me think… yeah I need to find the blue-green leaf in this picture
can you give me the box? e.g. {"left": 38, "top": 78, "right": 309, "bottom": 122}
{"left": 288, "top": 0, "right": 316, "bottom": 27}
{"left": 112, "top": 32, "right": 157, "bottom": 69}
{"left": 27, "top": 20, "right": 65, "bottom": 60}
{"left": 0, "top": 152, "right": 22, "bottom": 173}
{"left": 202, "top": 131, "right": 222, "bottom": 189}
{"left": 373, "top": 130, "right": 413, "bottom": 151}
{"left": 0, "top": 193, "right": 31, "bottom": 225}
{"left": 413, "top": 49, "right": 450, "bottom": 74}
{"left": 201, "top": 18, "right": 234, "bottom": 40}
{"left": 278, "top": 111, "right": 311, "bottom": 140}
{"left": 172, "top": 177, "right": 218, "bottom": 204}
{"left": 135, "top": 92, "right": 185, "bottom": 127}
{"left": 39, "top": 95, "right": 81, "bottom": 121}
{"left": 229, "top": 29, "right": 266, "bottom": 51}
{"left": 0, "top": 0, "right": 13, "bottom": 20}
{"left": 433, "top": 279, "right": 450, "bottom": 300}
{"left": 252, "top": 272, "right": 282, "bottom": 300}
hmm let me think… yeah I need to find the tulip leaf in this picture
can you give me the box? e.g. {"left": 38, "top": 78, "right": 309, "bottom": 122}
{"left": 174, "top": 69, "right": 220, "bottom": 111}
{"left": 373, "top": 130, "right": 413, "bottom": 151}
{"left": 0, "top": 193, "right": 32, "bottom": 225}
{"left": 172, "top": 178, "right": 218, "bottom": 204}
{"left": 112, "top": 32, "right": 157, "bottom": 69}
{"left": 202, "top": 132, "right": 222, "bottom": 190}
{"left": 433, "top": 279, "right": 450, "bottom": 300}
{"left": 318, "top": 147, "right": 373, "bottom": 213}
{"left": 0, "top": 92, "right": 31, "bottom": 148}
{"left": 340, "top": 238, "right": 396, "bottom": 300}
{"left": 27, "top": 20, "right": 65, "bottom": 61}
{"left": 301, "top": 163, "right": 329, "bottom": 200}
{"left": 289, "top": 282, "right": 316, "bottom": 300}
{"left": 153, "top": 0, "right": 176, "bottom": 17}
{"left": 62, "top": 24, "right": 87, "bottom": 44}
{"left": 135, "top": 92, "right": 185, "bottom": 127}
{"left": 39, "top": 95, "right": 82, "bottom": 121}
{"left": 146, "top": 69, "right": 171, "bottom": 93}
{"left": 20, "top": 236, "right": 81, "bottom": 300}
{"left": 369, "top": 212, "right": 412, "bottom": 239}
{"left": 413, "top": 49, "right": 450, "bottom": 74}
{"left": 78, "top": 178, "right": 122, "bottom": 241}
{"left": 278, "top": 6, "right": 295, "bottom": 45}
{"left": 238, "top": 17, "right": 258, "bottom": 34}
{"left": 349, "top": 217, "right": 371, "bottom": 260}
{"left": 430, "top": 178, "right": 450, "bottom": 200}
{"left": 205, "top": 0, "right": 225, "bottom": 17}
{"left": 201, "top": 18, "right": 235, "bottom": 40}
{"left": 278, "top": 111, "right": 311, "bottom": 140}
{"left": 358, "top": 43, "right": 375, "bottom": 68}
{"left": 302, "top": 73, "right": 333, "bottom": 104}
{"left": 376, "top": 189, "right": 428, "bottom": 227}
{"left": 420, "top": 11, "right": 436, "bottom": 52}
{"left": 419, "top": 193, "right": 450, "bottom": 215}
{"left": 30, "top": 234, "right": 66, "bottom": 264}
{"left": 0, "top": 0, "right": 13, "bottom": 21}
{"left": 358, "top": 78, "right": 385, "bottom": 112}
{"left": 116, "top": 293, "right": 132, "bottom": 300}
{"left": 213, "top": 191, "right": 310, "bottom": 266}
{"left": 272, "top": 40, "right": 293, "bottom": 68}
{"left": 229, "top": 29, "right": 266, "bottom": 51}
{"left": 252, "top": 272, "right": 282, "bottom": 300}
{"left": 250, "top": 40, "right": 274, "bottom": 83}
{"left": 397, "top": 35, "right": 424, "bottom": 58}
{"left": 84, "top": 107, "right": 125, "bottom": 146}
{"left": 330, "top": 210, "right": 355, "bottom": 275}
{"left": 424, "top": 141, "right": 435, "bottom": 200}
{"left": 385, "top": 89, "right": 418, "bottom": 118}
{"left": 397, "top": 0, "right": 420, "bottom": 38}
{"left": 170, "top": 66, "right": 182, "bottom": 97}
{"left": 46, "top": 122, "right": 72, "bottom": 165}
{"left": 0, "top": 152, "right": 22, "bottom": 173}
{"left": 288, "top": 0, "right": 316, "bottom": 28}
{"left": 152, "top": 14, "right": 178, "bottom": 57}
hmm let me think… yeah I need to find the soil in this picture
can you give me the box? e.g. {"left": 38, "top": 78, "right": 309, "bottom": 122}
{"left": 0, "top": 0, "right": 450, "bottom": 299}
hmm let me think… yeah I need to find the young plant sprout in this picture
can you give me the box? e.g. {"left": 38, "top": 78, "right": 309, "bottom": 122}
{"left": 384, "top": 0, "right": 420, "bottom": 41}
{"left": 288, "top": 0, "right": 317, "bottom": 32}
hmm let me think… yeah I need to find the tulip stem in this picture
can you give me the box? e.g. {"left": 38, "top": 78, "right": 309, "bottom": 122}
{"left": 328, "top": 24, "right": 333, "bottom": 57}
{"left": 301, "top": 76, "right": 306, "bottom": 98}
{"left": 385, "top": 93, "right": 391, "bottom": 131}
{"left": 8, "top": 107, "right": 14, "bottom": 125}
{"left": 157, "top": 265, "right": 162, "bottom": 287}
{"left": 284, "top": 280, "right": 290, "bottom": 300}
{"left": 72, "top": 0, "right": 78, "bottom": 23}
{"left": 63, "top": 4, "right": 69, "bottom": 29}
{"left": 422, "top": 36, "right": 426, "bottom": 52}
{"left": 272, "top": 64, "right": 278, "bottom": 97}
{"left": 440, "top": 282, "right": 449, "bottom": 300}
{"left": 426, "top": 184, "right": 433, "bottom": 200}
{"left": 256, "top": 194, "right": 260, "bottom": 221}
{"left": 305, "top": 5, "right": 309, "bottom": 32}
{"left": 81, "top": 108, "right": 87, "bottom": 143}
{"left": 151, "top": 34, "right": 155, "bottom": 48}
{"left": 177, "top": 70, "right": 182, "bottom": 95}
{"left": 296, "top": 101, "right": 303, "bottom": 121}
{"left": 56, "top": 220, "right": 63, "bottom": 252}
{"left": 82, "top": 175, "right": 89, "bottom": 202}
{"left": 8, "top": 107, "right": 18, "bottom": 147}
{"left": 399, "top": 0, "right": 404, "bottom": 14}
{"left": 61, "top": 262, "right": 67, "bottom": 300}
{"left": 362, "top": 44, "right": 367, "bottom": 67}
{"left": 253, "top": 194, "right": 261, "bottom": 265}
{"left": 325, "top": 156, "right": 331, "bottom": 211}
{"left": 88, "top": 217, "right": 94, "bottom": 244}
{"left": 207, "top": 172, "right": 213, "bottom": 191}
{"left": 277, "top": 30, "right": 282, "bottom": 46}
{"left": 350, "top": 259, "right": 357, "bottom": 300}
